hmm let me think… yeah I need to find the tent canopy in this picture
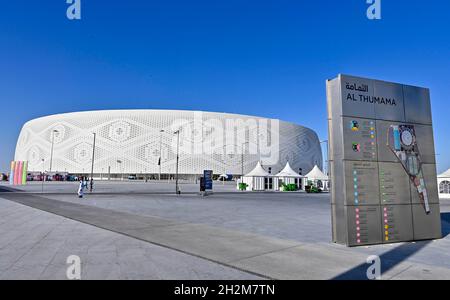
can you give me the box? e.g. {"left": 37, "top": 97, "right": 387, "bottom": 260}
{"left": 245, "top": 161, "right": 269, "bottom": 177}
{"left": 438, "top": 168, "right": 450, "bottom": 178}
{"left": 275, "top": 162, "right": 303, "bottom": 178}
{"left": 305, "top": 165, "right": 328, "bottom": 180}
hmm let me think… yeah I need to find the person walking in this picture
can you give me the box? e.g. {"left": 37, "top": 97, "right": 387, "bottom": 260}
{"left": 77, "top": 178, "right": 85, "bottom": 198}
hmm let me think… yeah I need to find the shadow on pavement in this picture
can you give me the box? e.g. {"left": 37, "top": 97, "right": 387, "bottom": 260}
{"left": 0, "top": 186, "right": 18, "bottom": 193}
{"left": 332, "top": 240, "right": 431, "bottom": 280}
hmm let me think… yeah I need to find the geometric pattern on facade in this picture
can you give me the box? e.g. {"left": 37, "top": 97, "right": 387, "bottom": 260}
{"left": 15, "top": 110, "right": 322, "bottom": 175}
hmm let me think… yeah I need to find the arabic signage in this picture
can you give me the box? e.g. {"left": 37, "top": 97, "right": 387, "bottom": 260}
{"left": 327, "top": 74, "right": 442, "bottom": 246}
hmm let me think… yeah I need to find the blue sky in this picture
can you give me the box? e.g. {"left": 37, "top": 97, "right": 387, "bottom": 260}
{"left": 0, "top": 0, "right": 449, "bottom": 173}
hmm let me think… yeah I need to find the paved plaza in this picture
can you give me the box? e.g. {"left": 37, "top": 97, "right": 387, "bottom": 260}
{"left": 1, "top": 181, "right": 450, "bottom": 280}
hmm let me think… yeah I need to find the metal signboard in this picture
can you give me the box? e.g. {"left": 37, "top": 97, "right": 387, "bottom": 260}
{"left": 327, "top": 74, "right": 442, "bottom": 246}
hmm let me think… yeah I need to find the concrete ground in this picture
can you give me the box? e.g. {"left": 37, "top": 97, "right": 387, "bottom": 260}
{"left": 0, "top": 199, "right": 261, "bottom": 280}
{"left": 1, "top": 181, "right": 450, "bottom": 280}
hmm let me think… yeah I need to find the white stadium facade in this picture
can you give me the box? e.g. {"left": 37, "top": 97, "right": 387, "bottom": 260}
{"left": 14, "top": 110, "right": 322, "bottom": 179}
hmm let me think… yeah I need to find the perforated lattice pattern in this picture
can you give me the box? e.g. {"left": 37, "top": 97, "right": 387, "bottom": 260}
{"left": 14, "top": 110, "right": 322, "bottom": 175}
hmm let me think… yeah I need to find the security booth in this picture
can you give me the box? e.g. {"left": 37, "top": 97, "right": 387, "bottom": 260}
{"left": 273, "top": 162, "right": 306, "bottom": 191}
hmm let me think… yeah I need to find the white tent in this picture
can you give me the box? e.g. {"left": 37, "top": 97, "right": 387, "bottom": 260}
{"left": 305, "top": 165, "right": 329, "bottom": 191}
{"left": 245, "top": 162, "right": 270, "bottom": 177}
{"left": 218, "top": 173, "right": 230, "bottom": 180}
{"left": 305, "top": 165, "right": 328, "bottom": 180}
{"left": 438, "top": 169, "right": 450, "bottom": 178}
{"left": 438, "top": 169, "right": 450, "bottom": 199}
{"left": 275, "top": 162, "right": 302, "bottom": 178}
{"left": 239, "top": 162, "right": 271, "bottom": 191}
{"left": 273, "top": 162, "right": 306, "bottom": 191}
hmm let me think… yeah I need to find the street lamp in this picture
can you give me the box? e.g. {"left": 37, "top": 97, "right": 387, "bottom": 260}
{"left": 320, "top": 140, "right": 329, "bottom": 175}
{"left": 117, "top": 160, "right": 123, "bottom": 181}
{"left": 90, "top": 132, "right": 96, "bottom": 192}
{"left": 159, "top": 129, "right": 164, "bottom": 181}
{"left": 257, "top": 133, "right": 264, "bottom": 163}
{"left": 241, "top": 141, "right": 250, "bottom": 180}
{"left": 174, "top": 129, "right": 180, "bottom": 195}
{"left": 49, "top": 129, "right": 59, "bottom": 172}
{"left": 41, "top": 158, "right": 45, "bottom": 193}
{"left": 220, "top": 144, "right": 230, "bottom": 186}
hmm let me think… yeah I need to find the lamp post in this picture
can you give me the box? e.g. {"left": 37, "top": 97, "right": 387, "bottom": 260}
{"left": 174, "top": 129, "right": 180, "bottom": 195}
{"left": 241, "top": 141, "right": 250, "bottom": 180}
{"left": 320, "top": 140, "right": 329, "bottom": 175}
{"left": 221, "top": 144, "right": 236, "bottom": 185}
{"left": 90, "top": 132, "right": 96, "bottom": 192}
{"left": 49, "top": 130, "right": 59, "bottom": 172}
{"left": 221, "top": 145, "right": 229, "bottom": 186}
{"left": 41, "top": 158, "right": 45, "bottom": 193}
{"left": 159, "top": 130, "right": 164, "bottom": 181}
{"left": 117, "top": 160, "right": 123, "bottom": 181}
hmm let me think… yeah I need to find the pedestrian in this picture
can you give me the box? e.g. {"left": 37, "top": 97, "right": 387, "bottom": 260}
{"left": 77, "top": 179, "right": 84, "bottom": 198}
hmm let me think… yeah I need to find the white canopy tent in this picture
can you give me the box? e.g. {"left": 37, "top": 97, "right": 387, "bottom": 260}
{"left": 218, "top": 173, "right": 230, "bottom": 181}
{"left": 438, "top": 169, "right": 450, "bottom": 199}
{"left": 239, "top": 162, "right": 271, "bottom": 191}
{"left": 305, "top": 165, "right": 329, "bottom": 191}
{"left": 273, "top": 162, "right": 306, "bottom": 191}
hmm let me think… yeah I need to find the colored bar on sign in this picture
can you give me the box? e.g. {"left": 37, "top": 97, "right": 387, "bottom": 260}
{"left": 17, "top": 161, "right": 23, "bottom": 185}
{"left": 22, "top": 161, "right": 28, "bottom": 185}
{"left": 9, "top": 161, "right": 15, "bottom": 185}
{"left": 14, "top": 161, "right": 19, "bottom": 185}
{"left": 393, "top": 126, "right": 401, "bottom": 150}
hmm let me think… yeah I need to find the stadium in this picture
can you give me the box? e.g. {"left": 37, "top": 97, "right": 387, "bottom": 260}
{"left": 14, "top": 110, "right": 322, "bottom": 179}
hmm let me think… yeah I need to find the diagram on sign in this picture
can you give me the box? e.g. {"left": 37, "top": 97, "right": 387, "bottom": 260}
{"left": 387, "top": 125, "right": 430, "bottom": 214}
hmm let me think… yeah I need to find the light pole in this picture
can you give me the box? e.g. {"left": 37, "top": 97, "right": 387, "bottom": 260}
{"left": 223, "top": 145, "right": 228, "bottom": 185}
{"left": 117, "top": 160, "right": 123, "bottom": 181}
{"left": 257, "top": 133, "right": 264, "bottom": 163}
{"left": 241, "top": 141, "right": 250, "bottom": 180}
{"left": 159, "top": 129, "right": 164, "bottom": 181}
{"left": 41, "top": 159, "right": 45, "bottom": 193}
{"left": 49, "top": 130, "right": 59, "bottom": 172}
{"left": 90, "top": 132, "right": 96, "bottom": 192}
{"left": 221, "top": 144, "right": 235, "bottom": 185}
{"left": 174, "top": 129, "right": 180, "bottom": 195}
{"left": 320, "top": 140, "right": 329, "bottom": 175}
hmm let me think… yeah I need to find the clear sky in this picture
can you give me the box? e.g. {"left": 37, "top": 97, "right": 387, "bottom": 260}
{"left": 0, "top": 0, "right": 449, "bottom": 173}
